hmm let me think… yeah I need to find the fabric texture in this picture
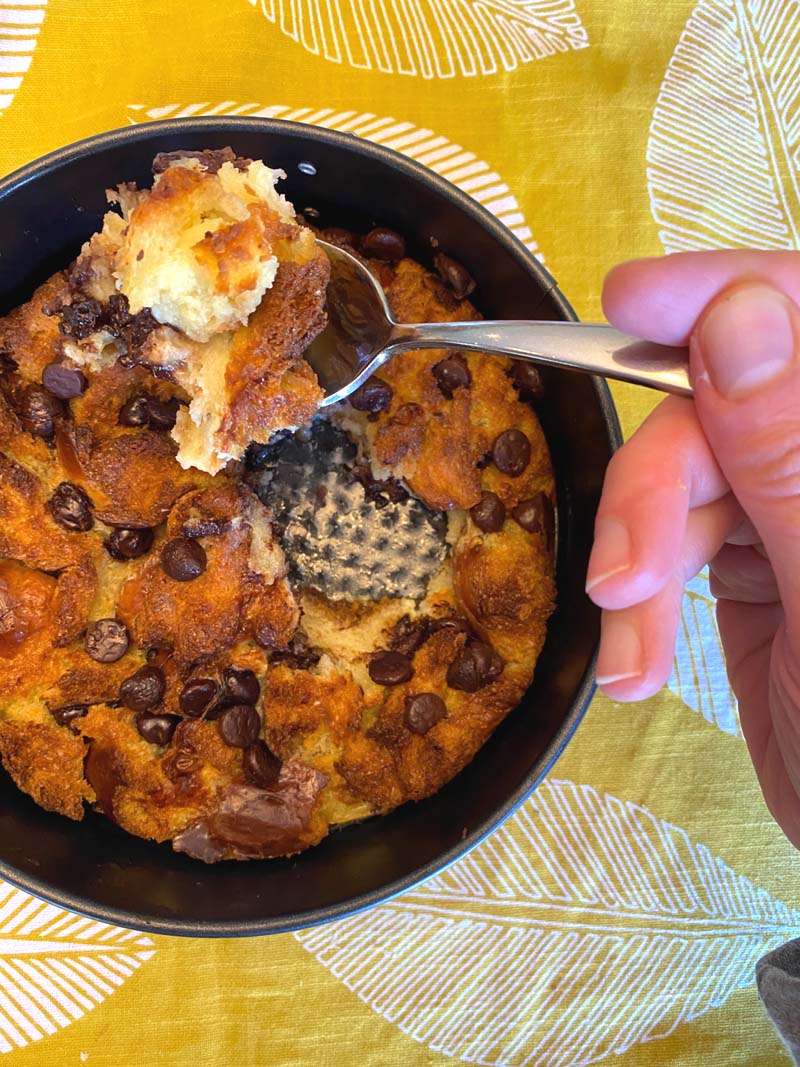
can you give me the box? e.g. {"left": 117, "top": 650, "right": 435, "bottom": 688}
{"left": 1, "top": 0, "right": 800, "bottom": 1064}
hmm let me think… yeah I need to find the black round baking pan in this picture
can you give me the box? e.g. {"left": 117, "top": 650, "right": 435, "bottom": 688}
{"left": 0, "top": 119, "right": 621, "bottom": 935}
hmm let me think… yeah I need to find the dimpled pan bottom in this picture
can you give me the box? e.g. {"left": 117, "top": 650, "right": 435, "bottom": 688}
{"left": 247, "top": 420, "right": 448, "bottom": 601}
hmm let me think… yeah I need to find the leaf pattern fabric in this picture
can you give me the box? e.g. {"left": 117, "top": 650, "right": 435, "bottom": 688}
{"left": 0, "top": 1, "right": 799, "bottom": 1065}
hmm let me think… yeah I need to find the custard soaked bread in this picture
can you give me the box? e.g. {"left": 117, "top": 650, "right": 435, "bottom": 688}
{"left": 0, "top": 152, "right": 555, "bottom": 862}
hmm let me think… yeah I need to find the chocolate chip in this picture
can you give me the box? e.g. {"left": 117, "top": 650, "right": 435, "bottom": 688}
{"left": 349, "top": 376, "right": 393, "bottom": 413}
{"left": 118, "top": 394, "right": 179, "bottom": 431}
{"left": 404, "top": 693, "right": 447, "bottom": 735}
{"left": 446, "top": 642, "right": 504, "bottom": 693}
{"left": 84, "top": 618, "right": 129, "bottom": 663}
{"left": 470, "top": 491, "right": 506, "bottom": 533}
{"left": 433, "top": 253, "right": 476, "bottom": 301}
{"left": 179, "top": 678, "right": 219, "bottom": 717}
{"left": 511, "top": 362, "right": 544, "bottom": 401}
{"left": 146, "top": 397, "right": 180, "bottom": 432}
{"left": 104, "top": 527, "right": 154, "bottom": 561}
{"left": 19, "top": 385, "right": 63, "bottom": 440}
{"left": 221, "top": 667, "right": 260, "bottom": 707}
{"left": 137, "top": 713, "right": 180, "bottom": 746}
{"left": 491, "top": 429, "right": 531, "bottom": 477}
{"left": 119, "top": 665, "right": 166, "bottom": 712}
{"left": 42, "top": 362, "right": 87, "bottom": 400}
{"left": 369, "top": 650, "right": 413, "bottom": 686}
{"left": 471, "top": 642, "right": 505, "bottom": 681}
{"left": 161, "top": 538, "right": 207, "bottom": 581}
{"left": 48, "top": 482, "right": 94, "bottom": 532}
{"left": 432, "top": 354, "right": 471, "bottom": 398}
{"left": 361, "top": 227, "right": 406, "bottom": 262}
{"left": 512, "top": 492, "right": 555, "bottom": 544}
{"left": 59, "top": 297, "right": 103, "bottom": 340}
{"left": 118, "top": 394, "right": 151, "bottom": 428}
{"left": 51, "top": 704, "right": 88, "bottom": 728}
{"left": 320, "top": 227, "right": 360, "bottom": 250}
{"left": 242, "top": 740, "right": 282, "bottom": 788}
{"left": 218, "top": 704, "right": 261, "bottom": 748}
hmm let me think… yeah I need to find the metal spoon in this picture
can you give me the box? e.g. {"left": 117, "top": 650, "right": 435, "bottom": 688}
{"left": 305, "top": 241, "right": 692, "bottom": 407}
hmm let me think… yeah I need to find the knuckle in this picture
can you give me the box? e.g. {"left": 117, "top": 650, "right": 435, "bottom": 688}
{"left": 732, "top": 421, "right": 800, "bottom": 507}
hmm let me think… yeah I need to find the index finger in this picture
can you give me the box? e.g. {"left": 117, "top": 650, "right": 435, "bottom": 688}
{"left": 603, "top": 251, "right": 800, "bottom": 345}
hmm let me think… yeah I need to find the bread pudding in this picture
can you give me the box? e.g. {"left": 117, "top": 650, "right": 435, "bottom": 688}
{"left": 0, "top": 149, "right": 556, "bottom": 862}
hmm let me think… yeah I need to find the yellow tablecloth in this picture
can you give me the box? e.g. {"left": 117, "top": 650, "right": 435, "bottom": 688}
{"left": 0, "top": 1, "right": 798, "bottom": 1064}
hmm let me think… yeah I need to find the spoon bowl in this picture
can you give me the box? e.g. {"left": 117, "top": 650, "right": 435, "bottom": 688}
{"left": 307, "top": 241, "right": 693, "bottom": 404}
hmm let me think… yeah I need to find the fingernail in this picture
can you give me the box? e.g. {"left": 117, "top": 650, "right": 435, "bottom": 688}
{"left": 698, "top": 285, "right": 796, "bottom": 399}
{"left": 596, "top": 617, "right": 642, "bottom": 685}
{"left": 586, "top": 518, "right": 631, "bottom": 592}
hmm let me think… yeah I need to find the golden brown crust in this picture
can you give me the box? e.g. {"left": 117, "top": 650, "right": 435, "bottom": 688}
{"left": 0, "top": 274, "right": 69, "bottom": 383}
{"left": 0, "top": 721, "right": 93, "bottom": 820}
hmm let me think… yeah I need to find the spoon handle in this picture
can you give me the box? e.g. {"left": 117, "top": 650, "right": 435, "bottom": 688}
{"left": 389, "top": 320, "right": 692, "bottom": 397}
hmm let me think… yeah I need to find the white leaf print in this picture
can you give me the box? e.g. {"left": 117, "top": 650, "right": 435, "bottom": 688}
{"left": 0, "top": 2, "right": 47, "bottom": 118}
{"left": 669, "top": 568, "right": 740, "bottom": 737}
{"left": 647, "top": 0, "right": 800, "bottom": 253}
{"left": 0, "top": 881, "right": 154, "bottom": 1053}
{"left": 127, "top": 102, "right": 542, "bottom": 260}
{"left": 242, "top": 0, "right": 587, "bottom": 79}
{"left": 296, "top": 778, "right": 799, "bottom": 1067}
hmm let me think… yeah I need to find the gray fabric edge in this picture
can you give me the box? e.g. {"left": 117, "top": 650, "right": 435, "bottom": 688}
{"left": 757, "top": 939, "right": 800, "bottom": 1063}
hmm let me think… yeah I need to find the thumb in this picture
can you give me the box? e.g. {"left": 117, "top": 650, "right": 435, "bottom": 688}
{"left": 692, "top": 282, "right": 800, "bottom": 638}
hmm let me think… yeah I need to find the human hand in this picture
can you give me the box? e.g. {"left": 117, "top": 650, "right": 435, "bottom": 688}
{"left": 587, "top": 252, "right": 800, "bottom": 848}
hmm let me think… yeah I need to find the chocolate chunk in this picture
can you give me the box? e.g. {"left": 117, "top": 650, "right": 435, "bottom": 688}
{"left": 84, "top": 618, "right": 129, "bottom": 663}
{"left": 51, "top": 704, "right": 88, "bottom": 728}
{"left": 179, "top": 678, "right": 219, "bottom": 718}
{"left": 361, "top": 227, "right": 406, "bottom": 262}
{"left": 221, "top": 667, "right": 260, "bottom": 707}
{"left": 404, "top": 693, "right": 447, "bottom": 735}
{"left": 42, "top": 362, "right": 87, "bottom": 400}
{"left": 137, "top": 713, "right": 180, "bottom": 746}
{"left": 269, "top": 631, "right": 321, "bottom": 670}
{"left": 369, "top": 650, "right": 413, "bottom": 686}
{"left": 218, "top": 704, "right": 261, "bottom": 748}
{"left": 352, "top": 464, "right": 409, "bottom": 508}
{"left": 349, "top": 376, "right": 393, "bottom": 413}
{"left": 59, "top": 297, "right": 103, "bottom": 340}
{"left": 152, "top": 148, "right": 251, "bottom": 175}
{"left": 242, "top": 740, "right": 282, "bottom": 788}
{"left": 446, "top": 642, "right": 504, "bottom": 693}
{"left": 172, "top": 763, "right": 329, "bottom": 862}
{"left": 118, "top": 394, "right": 151, "bottom": 428}
{"left": 470, "top": 491, "right": 506, "bottom": 532}
{"left": 491, "top": 429, "right": 531, "bottom": 477}
{"left": 19, "top": 385, "right": 63, "bottom": 440}
{"left": 146, "top": 397, "right": 180, "bottom": 432}
{"left": 511, "top": 362, "right": 544, "bottom": 401}
{"left": 48, "top": 482, "right": 94, "bottom": 532}
{"left": 104, "top": 294, "right": 160, "bottom": 353}
{"left": 432, "top": 354, "right": 471, "bottom": 398}
{"left": 433, "top": 253, "right": 476, "bottom": 301}
{"left": 119, "top": 665, "right": 166, "bottom": 712}
{"left": 104, "top": 527, "right": 154, "bottom": 561}
{"left": 161, "top": 538, "right": 207, "bottom": 581}
{"left": 512, "top": 493, "right": 555, "bottom": 545}
{"left": 389, "top": 615, "right": 433, "bottom": 657}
